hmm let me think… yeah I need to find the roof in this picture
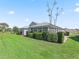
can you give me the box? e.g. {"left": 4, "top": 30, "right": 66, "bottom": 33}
{"left": 22, "top": 26, "right": 29, "bottom": 28}
{"left": 30, "top": 22, "right": 50, "bottom": 27}
{"left": 29, "top": 22, "right": 63, "bottom": 29}
{"left": 0, "top": 23, "right": 9, "bottom": 27}
{"left": 21, "top": 26, "right": 28, "bottom": 30}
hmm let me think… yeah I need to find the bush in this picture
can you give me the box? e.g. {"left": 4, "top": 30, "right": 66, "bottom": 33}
{"left": 27, "top": 32, "right": 65, "bottom": 43}
{"left": 47, "top": 33, "right": 57, "bottom": 42}
{"left": 28, "top": 33, "right": 34, "bottom": 38}
{"left": 42, "top": 32, "right": 48, "bottom": 41}
{"left": 13, "top": 26, "right": 21, "bottom": 35}
{"left": 6, "top": 28, "right": 12, "bottom": 32}
{"left": 32, "top": 32, "right": 36, "bottom": 38}
{"left": 57, "top": 32, "right": 64, "bottom": 43}
{"left": 64, "top": 31, "right": 69, "bottom": 36}
{"left": 28, "top": 32, "right": 48, "bottom": 40}
{"left": 34, "top": 32, "right": 43, "bottom": 40}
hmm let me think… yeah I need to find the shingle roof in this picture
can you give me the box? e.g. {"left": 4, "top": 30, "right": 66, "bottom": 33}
{"left": 29, "top": 22, "right": 63, "bottom": 29}
{"left": 30, "top": 22, "right": 50, "bottom": 27}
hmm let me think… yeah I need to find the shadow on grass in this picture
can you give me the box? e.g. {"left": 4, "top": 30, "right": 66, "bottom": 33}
{"left": 69, "top": 35, "right": 79, "bottom": 42}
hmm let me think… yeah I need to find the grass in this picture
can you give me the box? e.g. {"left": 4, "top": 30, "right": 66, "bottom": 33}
{"left": 0, "top": 32, "right": 79, "bottom": 59}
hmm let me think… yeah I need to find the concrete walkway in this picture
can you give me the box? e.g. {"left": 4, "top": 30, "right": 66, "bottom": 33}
{"left": 63, "top": 36, "right": 69, "bottom": 43}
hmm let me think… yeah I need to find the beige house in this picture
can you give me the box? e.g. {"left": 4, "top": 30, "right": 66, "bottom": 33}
{"left": 28, "top": 22, "right": 64, "bottom": 33}
{"left": 22, "top": 22, "right": 64, "bottom": 35}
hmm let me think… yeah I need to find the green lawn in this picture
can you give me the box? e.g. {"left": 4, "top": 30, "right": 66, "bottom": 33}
{"left": 0, "top": 32, "right": 79, "bottom": 59}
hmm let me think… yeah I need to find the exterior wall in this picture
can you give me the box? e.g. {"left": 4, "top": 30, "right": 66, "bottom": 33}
{"left": 48, "top": 29, "right": 55, "bottom": 33}
{"left": 22, "top": 30, "right": 28, "bottom": 36}
{"left": 48, "top": 28, "right": 64, "bottom": 33}
{"left": 21, "top": 28, "right": 28, "bottom": 36}
{"left": 29, "top": 26, "right": 48, "bottom": 32}
{"left": 28, "top": 23, "right": 63, "bottom": 33}
{"left": 29, "top": 27, "right": 64, "bottom": 33}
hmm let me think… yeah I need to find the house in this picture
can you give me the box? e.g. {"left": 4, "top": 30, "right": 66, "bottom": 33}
{"left": 28, "top": 22, "right": 64, "bottom": 33}
{"left": 64, "top": 28, "right": 79, "bottom": 33}
{"left": 21, "top": 22, "right": 64, "bottom": 34}
{"left": 0, "top": 23, "right": 9, "bottom": 32}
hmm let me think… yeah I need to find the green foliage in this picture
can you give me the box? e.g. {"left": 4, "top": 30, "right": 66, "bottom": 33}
{"left": 42, "top": 32, "right": 48, "bottom": 41}
{"left": 33, "top": 32, "right": 43, "bottom": 40}
{"left": 47, "top": 33, "right": 57, "bottom": 42}
{"left": 28, "top": 32, "right": 58, "bottom": 42}
{"left": 57, "top": 32, "right": 64, "bottom": 43}
{"left": 28, "top": 32, "right": 65, "bottom": 43}
{"left": 64, "top": 31, "right": 70, "bottom": 36}
{"left": 0, "top": 26, "right": 6, "bottom": 32}
{"left": 28, "top": 33, "right": 34, "bottom": 38}
{"left": 32, "top": 32, "right": 36, "bottom": 38}
{"left": 6, "top": 28, "right": 12, "bottom": 32}
{"left": 13, "top": 26, "right": 20, "bottom": 35}
{"left": 28, "top": 32, "right": 48, "bottom": 40}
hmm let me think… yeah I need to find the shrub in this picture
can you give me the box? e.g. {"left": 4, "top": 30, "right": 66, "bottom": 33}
{"left": 13, "top": 26, "right": 21, "bottom": 35}
{"left": 34, "top": 32, "right": 43, "bottom": 40}
{"left": 17, "top": 29, "right": 22, "bottom": 35}
{"left": 6, "top": 28, "right": 12, "bottom": 32}
{"left": 32, "top": 32, "right": 36, "bottom": 38}
{"left": 64, "top": 31, "right": 69, "bottom": 36}
{"left": 27, "top": 32, "right": 65, "bottom": 43}
{"left": 42, "top": 32, "right": 48, "bottom": 41}
{"left": 57, "top": 32, "right": 64, "bottom": 43}
{"left": 47, "top": 33, "right": 57, "bottom": 42}
{"left": 28, "top": 33, "right": 34, "bottom": 38}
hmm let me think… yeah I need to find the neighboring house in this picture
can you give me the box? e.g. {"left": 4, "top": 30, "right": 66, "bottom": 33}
{"left": 64, "top": 28, "right": 79, "bottom": 33}
{"left": 21, "top": 22, "right": 63, "bottom": 34}
{"left": 0, "top": 23, "right": 9, "bottom": 32}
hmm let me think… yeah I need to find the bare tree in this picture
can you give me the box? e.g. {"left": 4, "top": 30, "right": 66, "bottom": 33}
{"left": 47, "top": 0, "right": 57, "bottom": 24}
{"left": 47, "top": 0, "right": 63, "bottom": 40}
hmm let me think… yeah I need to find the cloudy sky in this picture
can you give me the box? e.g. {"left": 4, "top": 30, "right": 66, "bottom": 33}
{"left": 0, "top": 0, "right": 79, "bottom": 29}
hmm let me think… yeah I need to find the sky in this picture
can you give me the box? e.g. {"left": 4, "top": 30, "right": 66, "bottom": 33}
{"left": 0, "top": 0, "right": 79, "bottom": 29}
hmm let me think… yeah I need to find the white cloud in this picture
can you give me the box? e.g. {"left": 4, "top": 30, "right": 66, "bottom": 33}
{"left": 74, "top": 7, "right": 79, "bottom": 13}
{"left": 76, "top": 3, "right": 79, "bottom": 6}
{"left": 25, "top": 18, "right": 29, "bottom": 22}
{"left": 8, "top": 11, "right": 15, "bottom": 15}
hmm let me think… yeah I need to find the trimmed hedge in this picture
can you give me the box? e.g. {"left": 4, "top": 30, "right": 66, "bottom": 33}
{"left": 28, "top": 32, "right": 43, "bottom": 40}
{"left": 42, "top": 32, "right": 48, "bottom": 41}
{"left": 28, "top": 33, "right": 34, "bottom": 38}
{"left": 34, "top": 32, "right": 43, "bottom": 40}
{"left": 47, "top": 33, "right": 57, "bottom": 42}
{"left": 57, "top": 32, "right": 64, "bottom": 43}
{"left": 27, "top": 32, "right": 64, "bottom": 43}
